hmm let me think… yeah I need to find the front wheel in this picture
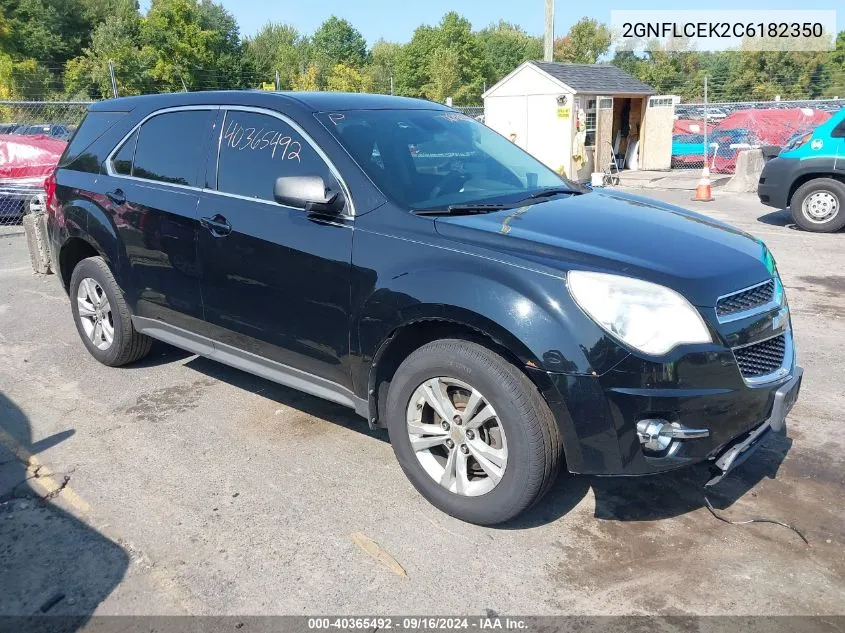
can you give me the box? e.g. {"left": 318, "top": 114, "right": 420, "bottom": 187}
{"left": 790, "top": 178, "right": 845, "bottom": 233}
{"left": 385, "top": 339, "right": 562, "bottom": 525}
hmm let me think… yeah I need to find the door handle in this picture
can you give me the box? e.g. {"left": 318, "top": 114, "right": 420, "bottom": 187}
{"left": 200, "top": 214, "right": 232, "bottom": 237}
{"left": 106, "top": 188, "right": 125, "bottom": 204}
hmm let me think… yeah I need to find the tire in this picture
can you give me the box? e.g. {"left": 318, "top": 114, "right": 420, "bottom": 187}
{"left": 385, "top": 339, "right": 562, "bottom": 525}
{"left": 790, "top": 178, "right": 845, "bottom": 233}
{"left": 69, "top": 256, "right": 152, "bottom": 367}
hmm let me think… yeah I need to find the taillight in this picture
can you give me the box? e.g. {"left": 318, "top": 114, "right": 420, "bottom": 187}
{"left": 44, "top": 170, "right": 58, "bottom": 217}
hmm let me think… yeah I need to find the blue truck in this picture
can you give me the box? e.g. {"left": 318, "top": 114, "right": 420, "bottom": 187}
{"left": 758, "top": 107, "right": 845, "bottom": 232}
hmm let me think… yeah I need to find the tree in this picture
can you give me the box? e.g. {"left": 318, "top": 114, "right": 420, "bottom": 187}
{"left": 395, "top": 12, "right": 485, "bottom": 104}
{"left": 365, "top": 39, "right": 401, "bottom": 94}
{"left": 477, "top": 20, "right": 542, "bottom": 86}
{"left": 326, "top": 62, "right": 370, "bottom": 92}
{"left": 291, "top": 64, "right": 320, "bottom": 91}
{"left": 1, "top": 0, "right": 92, "bottom": 65}
{"left": 554, "top": 18, "right": 610, "bottom": 64}
{"left": 82, "top": 0, "right": 139, "bottom": 27}
{"left": 139, "top": 0, "right": 246, "bottom": 91}
{"left": 64, "top": 11, "right": 151, "bottom": 98}
{"left": 423, "top": 47, "right": 461, "bottom": 102}
{"left": 246, "top": 22, "right": 309, "bottom": 89}
{"left": 312, "top": 16, "right": 367, "bottom": 69}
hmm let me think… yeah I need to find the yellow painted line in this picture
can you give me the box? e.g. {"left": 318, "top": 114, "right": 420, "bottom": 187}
{"left": 0, "top": 428, "right": 91, "bottom": 514}
{"left": 0, "top": 429, "right": 199, "bottom": 613}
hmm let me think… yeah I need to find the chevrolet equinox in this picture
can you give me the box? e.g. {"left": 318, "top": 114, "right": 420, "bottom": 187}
{"left": 46, "top": 92, "right": 803, "bottom": 524}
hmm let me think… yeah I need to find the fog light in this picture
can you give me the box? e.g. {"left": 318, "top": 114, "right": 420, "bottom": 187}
{"left": 636, "top": 419, "right": 710, "bottom": 453}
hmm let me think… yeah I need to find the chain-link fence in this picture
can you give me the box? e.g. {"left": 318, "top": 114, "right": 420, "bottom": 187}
{"left": 0, "top": 101, "right": 92, "bottom": 226}
{"left": 671, "top": 97, "right": 844, "bottom": 174}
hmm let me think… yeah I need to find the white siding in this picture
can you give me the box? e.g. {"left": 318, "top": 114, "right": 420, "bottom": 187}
{"left": 484, "top": 65, "right": 575, "bottom": 173}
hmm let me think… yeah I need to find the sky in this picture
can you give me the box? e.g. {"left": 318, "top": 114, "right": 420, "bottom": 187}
{"left": 139, "top": 1, "right": 840, "bottom": 44}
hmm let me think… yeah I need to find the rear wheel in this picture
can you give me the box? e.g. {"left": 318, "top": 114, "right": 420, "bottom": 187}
{"left": 790, "top": 178, "right": 845, "bottom": 233}
{"left": 385, "top": 339, "right": 562, "bottom": 525}
{"left": 69, "top": 256, "right": 152, "bottom": 366}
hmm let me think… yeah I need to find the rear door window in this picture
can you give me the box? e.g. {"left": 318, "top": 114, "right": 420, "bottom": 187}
{"left": 132, "top": 110, "right": 214, "bottom": 187}
{"left": 215, "top": 110, "right": 337, "bottom": 205}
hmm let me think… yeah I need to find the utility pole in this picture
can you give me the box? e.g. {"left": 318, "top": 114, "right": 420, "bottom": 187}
{"left": 275, "top": 70, "right": 281, "bottom": 91}
{"left": 544, "top": 0, "right": 554, "bottom": 62}
{"left": 390, "top": 76, "right": 394, "bottom": 95}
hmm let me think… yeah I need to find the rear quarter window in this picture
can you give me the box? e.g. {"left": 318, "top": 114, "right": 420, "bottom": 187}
{"left": 59, "top": 111, "right": 127, "bottom": 172}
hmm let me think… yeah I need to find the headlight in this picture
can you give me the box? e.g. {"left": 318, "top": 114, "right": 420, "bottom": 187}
{"left": 567, "top": 271, "right": 712, "bottom": 356}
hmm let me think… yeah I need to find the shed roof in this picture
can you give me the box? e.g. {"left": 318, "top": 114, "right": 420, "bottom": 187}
{"left": 531, "top": 61, "right": 654, "bottom": 94}
{"left": 484, "top": 61, "right": 654, "bottom": 97}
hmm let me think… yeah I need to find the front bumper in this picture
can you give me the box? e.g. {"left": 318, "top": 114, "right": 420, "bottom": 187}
{"left": 0, "top": 180, "right": 44, "bottom": 218}
{"left": 757, "top": 157, "right": 796, "bottom": 209}
{"left": 531, "top": 347, "right": 801, "bottom": 477}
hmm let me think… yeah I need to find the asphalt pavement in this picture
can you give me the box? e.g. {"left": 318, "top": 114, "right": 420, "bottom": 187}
{"left": 1, "top": 189, "right": 843, "bottom": 618}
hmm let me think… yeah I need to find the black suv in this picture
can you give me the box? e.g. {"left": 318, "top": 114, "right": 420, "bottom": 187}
{"left": 47, "top": 92, "right": 802, "bottom": 524}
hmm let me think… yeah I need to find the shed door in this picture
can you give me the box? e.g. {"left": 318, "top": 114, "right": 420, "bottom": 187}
{"left": 594, "top": 96, "right": 615, "bottom": 176}
{"left": 640, "top": 95, "right": 674, "bottom": 170}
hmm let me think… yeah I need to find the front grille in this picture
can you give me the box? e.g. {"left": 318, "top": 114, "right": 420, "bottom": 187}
{"left": 733, "top": 334, "right": 786, "bottom": 378}
{"left": 716, "top": 280, "right": 775, "bottom": 318}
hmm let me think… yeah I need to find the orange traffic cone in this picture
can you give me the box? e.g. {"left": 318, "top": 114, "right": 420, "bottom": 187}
{"left": 692, "top": 167, "right": 714, "bottom": 202}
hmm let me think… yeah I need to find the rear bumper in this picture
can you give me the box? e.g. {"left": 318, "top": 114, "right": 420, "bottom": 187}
{"left": 531, "top": 352, "right": 801, "bottom": 477}
{"left": 757, "top": 157, "right": 796, "bottom": 209}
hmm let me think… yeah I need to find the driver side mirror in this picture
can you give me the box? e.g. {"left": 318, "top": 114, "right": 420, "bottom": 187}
{"left": 273, "top": 175, "right": 344, "bottom": 214}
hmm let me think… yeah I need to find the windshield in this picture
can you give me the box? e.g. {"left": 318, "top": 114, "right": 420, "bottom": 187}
{"left": 317, "top": 109, "right": 573, "bottom": 210}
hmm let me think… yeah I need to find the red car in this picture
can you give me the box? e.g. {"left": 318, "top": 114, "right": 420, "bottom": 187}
{"left": 0, "top": 133, "right": 67, "bottom": 222}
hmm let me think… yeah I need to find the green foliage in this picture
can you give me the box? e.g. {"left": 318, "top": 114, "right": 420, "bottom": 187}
{"left": 0, "top": 52, "right": 52, "bottom": 98}
{"left": 291, "top": 64, "right": 320, "bottom": 91}
{"left": 396, "top": 11, "right": 485, "bottom": 104}
{"left": 0, "top": 2, "right": 842, "bottom": 106}
{"left": 312, "top": 16, "right": 367, "bottom": 69}
{"left": 82, "top": 0, "right": 139, "bottom": 26}
{"left": 367, "top": 39, "right": 401, "bottom": 94}
{"left": 326, "top": 62, "right": 370, "bottom": 92}
{"left": 477, "top": 21, "right": 542, "bottom": 86}
{"left": 245, "top": 23, "right": 309, "bottom": 89}
{"left": 554, "top": 18, "right": 611, "bottom": 64}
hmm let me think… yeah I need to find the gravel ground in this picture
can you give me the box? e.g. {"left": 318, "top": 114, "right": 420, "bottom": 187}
{"left": 0, "top": 190, "right": 843, "bottom": 619}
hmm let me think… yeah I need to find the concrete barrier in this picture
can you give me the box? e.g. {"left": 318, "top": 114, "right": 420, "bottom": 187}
{"left": 725, "top": 149, "right": 766, "bottom": 193}
{"left": 23, "top": 211, "right": 52, "bottom": 275}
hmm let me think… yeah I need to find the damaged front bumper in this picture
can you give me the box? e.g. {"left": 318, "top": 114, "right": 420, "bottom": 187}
{"left": 705, "top": 366, "right": 803, "bottom": 486}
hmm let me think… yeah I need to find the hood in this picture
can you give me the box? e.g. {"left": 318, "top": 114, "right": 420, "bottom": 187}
{"left": 433, "top": 190, "right": 774, "bottom": 307}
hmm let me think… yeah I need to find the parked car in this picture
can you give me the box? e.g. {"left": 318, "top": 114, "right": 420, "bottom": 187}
{"left": 47, "top": 92, "right": 802, "bottom": 524}
{"left": 0, "top": 123, "right": 20, "bottom": 135}
{"left": 758, "top": 107, "right": 845, "bottom": 232}
{"left": 0, "top": 134, "right": 66, "bottom": 222}
{"left": 13, "top": 123, "right": 73, "bottom": 140}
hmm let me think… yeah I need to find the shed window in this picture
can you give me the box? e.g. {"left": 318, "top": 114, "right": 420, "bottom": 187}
{"left": 585, "top": 98, "right": 596, "bottom": 147}
{"left": 649, "top": 97, "right": 674, "bottom": 107}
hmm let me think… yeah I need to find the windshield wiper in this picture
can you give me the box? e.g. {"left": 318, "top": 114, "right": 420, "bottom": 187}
{"left": 526, "top": 186, "right": 583, "bottom": 200}
{"left": 413, "top": 203, "right": 516, "bottom": 216}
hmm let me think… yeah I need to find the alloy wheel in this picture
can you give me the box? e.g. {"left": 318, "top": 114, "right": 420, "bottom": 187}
{"left": 76, "top": 277, "right": 114, "bottom": 350}
{"left": 405, "top": 377, "right": 508, "bottom": 497}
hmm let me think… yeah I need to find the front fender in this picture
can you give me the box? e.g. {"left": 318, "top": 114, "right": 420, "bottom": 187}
{"left": 354, "top": 255, "right": 627, "bottom": 384}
